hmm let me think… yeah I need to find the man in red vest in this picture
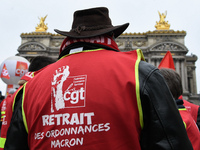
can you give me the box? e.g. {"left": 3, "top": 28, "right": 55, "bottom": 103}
{"left": 178, "top": 95, "right": 200, "bottom": 130}
{"left": 5, "top": 7, "right": 193, "bottom": 150}
{"left": 160, "top": 68, "right": 200, "bottom": 150}
{"left": 0, "top": 56, "right": 56, "bottom": 149}
{"left": 159, "top": 50, "right": 200, "bottom": 130}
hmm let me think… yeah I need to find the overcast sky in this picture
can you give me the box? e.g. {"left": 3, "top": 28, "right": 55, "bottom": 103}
{"left": 0, "top": 0, "right": 200, "bottom": 95}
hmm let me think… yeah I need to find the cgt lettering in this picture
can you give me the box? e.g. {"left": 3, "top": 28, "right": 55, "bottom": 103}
{"left": 63, "top": 87, "right": 85, "bottom": 104}
{"left": 15, "top": 69, "right": 27, "bottom": 76}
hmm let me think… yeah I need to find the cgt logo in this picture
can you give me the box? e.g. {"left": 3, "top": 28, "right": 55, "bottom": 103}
{"left": 51, "top": 66, "right": 87, "bottom": 112}
{"left": 1, "top": 64, "right": 10, "bottom": 79}
{"left": 63, "top": 87, "right": 85, "bottom": 104}
{"left": 15, "top": 61, "right": 28, "bottom": 77}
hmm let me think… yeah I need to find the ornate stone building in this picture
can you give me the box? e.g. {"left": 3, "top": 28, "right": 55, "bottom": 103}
{"left": 16, "top": 13, "right": 200, "bottom": 105}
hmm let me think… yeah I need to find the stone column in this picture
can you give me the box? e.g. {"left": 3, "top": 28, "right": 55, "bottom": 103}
{"left": 175, "top": 59, "right": 180, "bottom": 75}
{"left": 148, "top": 54, "right": 151, "bottom": 64}
{"left": 156, "top": 59, "right": 160, "bottom": 67}
{"left": 181, "top": 59, "right": 188, "bottom": 93}
{"left": 151, "top": 59, "right": 156, "bottom": 67}
{"left": 181, "top": 59, "right": 186, "bottom": 91}
{"left": 192, "top": 66, "right": 197, "bottom": 94}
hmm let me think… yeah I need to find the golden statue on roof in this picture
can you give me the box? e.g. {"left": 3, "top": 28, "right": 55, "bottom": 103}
{"left": 155, "top": 11, "right": 170, "bottom": 30}
{"left": 35, "top": 15, "right": 48, "bottom": 32}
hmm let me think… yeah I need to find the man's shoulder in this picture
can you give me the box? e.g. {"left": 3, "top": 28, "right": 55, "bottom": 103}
{"left": 139, "top": 61, "right": 158, "bottom": 77}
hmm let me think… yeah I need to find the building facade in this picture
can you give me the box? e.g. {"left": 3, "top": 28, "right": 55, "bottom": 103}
{"left": 16, "top": 13, "right": 200, "bottom": 105}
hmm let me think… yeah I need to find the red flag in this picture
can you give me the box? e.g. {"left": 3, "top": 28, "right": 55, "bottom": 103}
{"left": 1, "top": 64, "right": 10, "bottom": 79}
{"left": 158, "top": 51, "right": 175, "bottom": 70}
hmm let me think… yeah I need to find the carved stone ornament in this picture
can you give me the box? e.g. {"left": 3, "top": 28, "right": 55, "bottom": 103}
{"left": 19, "top": 43, "right": 45, "bottom": 51}
{"left": 125, "top": 40, "right": 132, "bottom": 49}
{"left": 116, "top": 41, "right": 123, "bottom": 47}
{"left": 151, "top": 42, "right": 185, "bottom": 51}
{"left": 187, "top": 66, "right": 193, "bottom": 77}
{"left": 133, "top": 41, "right": 145, "bottom": 47}
{"left": 52, "top": 41, "right": 62, "bottom": 47}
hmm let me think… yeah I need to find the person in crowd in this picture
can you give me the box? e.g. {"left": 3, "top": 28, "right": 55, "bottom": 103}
{"left": 179, "top": 95, "right": 200, "bottom": 130}
{"left": 0, "top": 91, "right": 5, "bottom": 130}
{"left": 0, "top": 89, "right": 16, "bottom": 134}
{"left": 28, "top": 56, "right": 57, "bottom": 72}
{"left": 5, "top": 7, "right": 193, "bottom": 150}
{"left": 158, "top": 50, "right": 200, "bottom": 131}
{"left": 0, "top": 56, "right": 56, "bottom": 150}
{"left": 18, "top": 56, "right": 57, "bottom": 86}
{"left": 160, "top": 68, "right": 200, "bottom": 150}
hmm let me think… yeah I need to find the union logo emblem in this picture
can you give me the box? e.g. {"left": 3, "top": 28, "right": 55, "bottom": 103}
{"left": 1, "top": 64, "right": 10, "bottom": 79}
{"left": 15, "top": 61, "right": 28, "bottom": 77}
{"left": 51, "top": 65, "right": 87, "bottom": 112}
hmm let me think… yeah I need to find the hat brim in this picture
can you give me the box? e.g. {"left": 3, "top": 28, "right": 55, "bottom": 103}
{"left": 54, "top": 23, "right": 129, "bottom": 38}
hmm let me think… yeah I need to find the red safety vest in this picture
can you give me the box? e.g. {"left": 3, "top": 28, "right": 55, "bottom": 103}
{"left": 0, "top": 71, "right": 36, "bottom": 149}
{"left": 183, "top": 99, "right": 199, "bottom": 122}
{"left": 179, "top": 108, "right": 200, "bottom": 150}
{"left": 0, "top": 94, "right": 14, "bottom": 149}
{"left": 22, "top": 49, "right": 145, "bottom": 149}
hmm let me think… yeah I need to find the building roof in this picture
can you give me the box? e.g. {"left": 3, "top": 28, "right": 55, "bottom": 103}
{"left": 21, "top": 30, "right": 186, "bottom": 37}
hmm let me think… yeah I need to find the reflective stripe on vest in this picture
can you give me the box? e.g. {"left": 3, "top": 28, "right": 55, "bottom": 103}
{"left": 0, "top": 137, "right": 6, "bottom": 148}
{"left": 60, "top": 48, "right": 104, "bottom": 60}
{"left": 179, "top": 108, "right": 187, "bottom": 129}
{"left": 1, "top": 111, "right": 5, "bottom": 121}
{"left": 135, "top": 49, "right": 145, "bottom": 129}
{"left": 22, "top": 83, "right": 28, "bottom": 133}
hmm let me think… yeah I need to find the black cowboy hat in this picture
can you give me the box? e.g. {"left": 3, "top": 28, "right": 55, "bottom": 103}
{"left": 54, "top": 7, "right": 129, "bottom": 38}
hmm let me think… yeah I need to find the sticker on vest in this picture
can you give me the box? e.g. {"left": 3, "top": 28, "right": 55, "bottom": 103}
{"left": 69, "top": 47, "right": 83, "bottom": 54}
{"left": 51, "top": 65, "right": 87, "bottom": 112}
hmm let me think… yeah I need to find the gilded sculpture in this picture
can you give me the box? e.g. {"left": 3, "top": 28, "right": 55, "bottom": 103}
{"left": 155, "top": 11, "right": 170, "bottom": 30}
{"left": 35, "top": 15, "right": 48, "bottom": 32}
